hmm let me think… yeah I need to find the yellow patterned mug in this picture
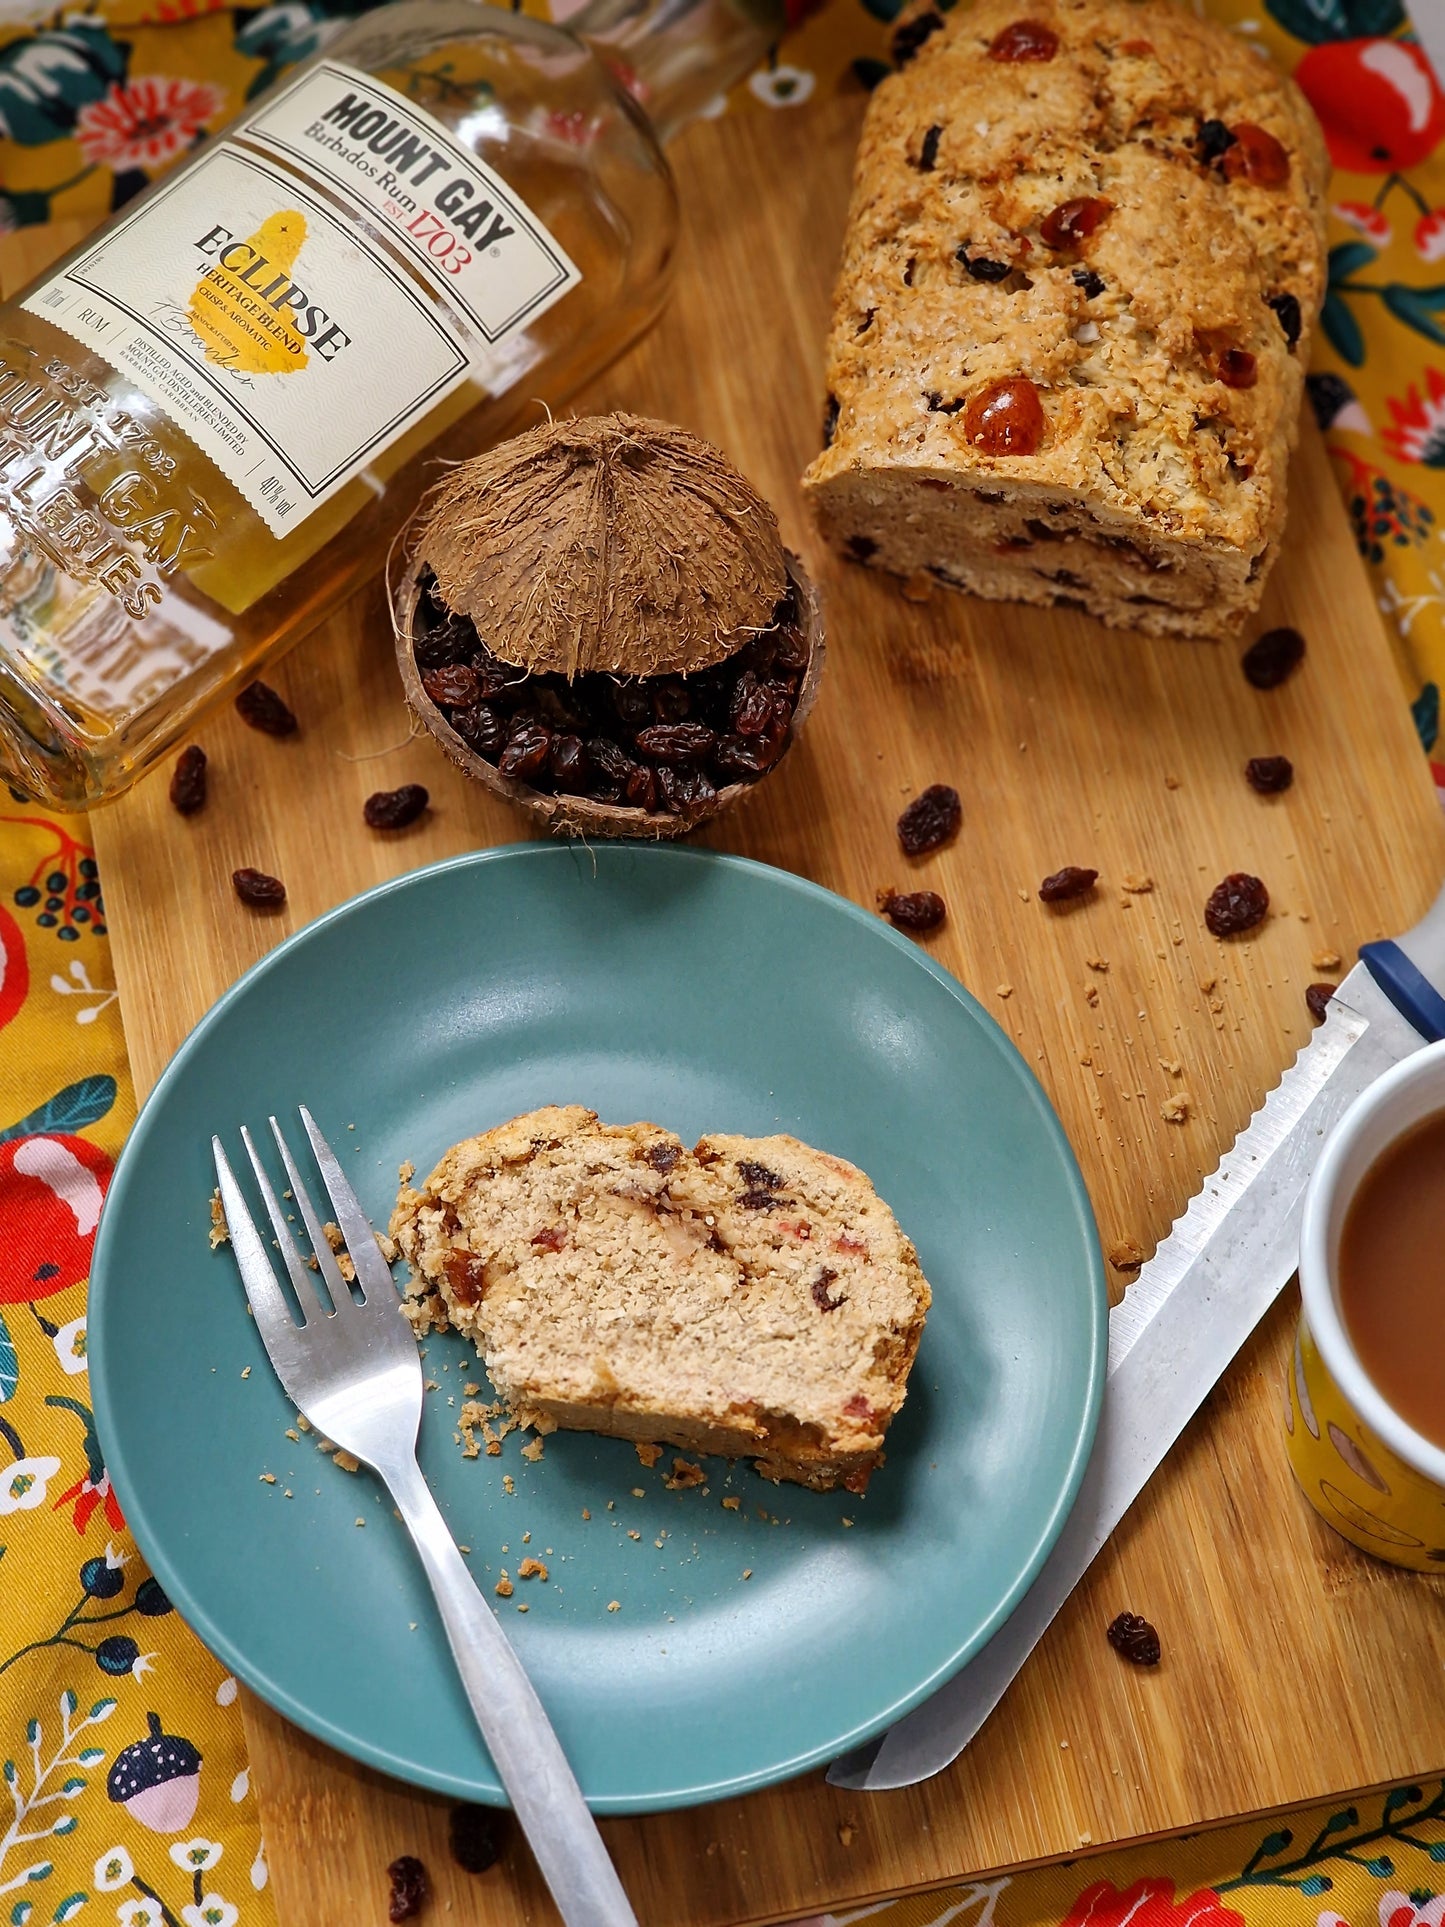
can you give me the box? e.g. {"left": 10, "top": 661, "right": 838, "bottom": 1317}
{"left": 1286, "top": 1039, "right": 1445, "bottom": 1569}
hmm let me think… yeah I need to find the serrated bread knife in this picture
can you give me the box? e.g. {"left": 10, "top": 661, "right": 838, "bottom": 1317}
{"left": 828, "top": 895, "right": 1445, "bottom": 1792}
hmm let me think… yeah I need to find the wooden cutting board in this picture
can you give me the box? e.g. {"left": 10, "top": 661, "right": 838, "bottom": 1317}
{"left": 19, "top": 69, "right": 1445, "bottom": 1927}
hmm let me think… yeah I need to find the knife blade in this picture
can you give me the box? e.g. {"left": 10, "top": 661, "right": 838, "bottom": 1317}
{"left": 829, "top": 956, "right": 1431, "bottom": 1791}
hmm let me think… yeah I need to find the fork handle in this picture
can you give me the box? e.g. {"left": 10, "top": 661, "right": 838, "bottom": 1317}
{"left": 379, "top": 1454, "right": 639, "bottom": 1926}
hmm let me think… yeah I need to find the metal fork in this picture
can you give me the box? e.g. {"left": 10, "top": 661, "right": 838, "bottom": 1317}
{"left": 212, "top": 1107, "right": 638, "bottom": 1927}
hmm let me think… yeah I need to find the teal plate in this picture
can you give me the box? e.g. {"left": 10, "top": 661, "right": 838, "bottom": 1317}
{"left": 90, "top": 843, "right": 1105, "bottom": 1813}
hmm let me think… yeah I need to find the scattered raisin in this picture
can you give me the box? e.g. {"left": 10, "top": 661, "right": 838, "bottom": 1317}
{"left": 387, "top": 1854, "right": 428, "bottom": 1922}
{"left": 919, "top": 123, "right": 942, "bottom": 170}
{"left": 1107, "top": 1611, "right": 1161, "bottom": 1666}
{"left": 959, "top": 251, "right": 1014, "bottom": 282}
{"left": 634, "top": 722, "right": 718, "bottom": 765}
{"left": 988, "top": 18, "right": 1059, "bottom": 59}
{"left": 1040, "top": 196, "right": 1112, "bottom": 249}
{"left": 235, "top": 680, "right": 297, "bottom": 737}
{"left": 812, "top": 1268, "right": 847, "bottom": 1312}
{"left": 1245, "top": 755, "right": 1293, "bottom": 794}
{"left": 499, "top": 717, "right": 552, "bottom": 779}
{"left": 1267, "top": 291, "right": 1302, "bottom": 348}
{"left": 442, "top": 1250, "right": 488, "bottom": 1305}
{"left": 1242, "top": 626, "right": 1305, "bottom": 689}
{"left": 169, "top": 744, "right": 207, "bottom": 816}
{"left": 1039, "top": 865, "right": 1098, "bottom": 902}
{"left": 964, "top": 376, "right": 1046, "bottom": 455}
{"left": 449, "top": 1804, "right": 508, "bottom": 1875}
{"left": 364, "top": 784, "right": 429, "bottom": 829}
{"left": 823, "top": 395, "right": 839, "bottom": 447}
{"left": 1197, "top": 118, "right": 1236, "bottom": 162}
{"left": 1215, "top": 347, "right": 1258, "bottom": 389}
{"left": 737, "top": 1159, "right": 783, "bottom": 1189}
{"left": 1306, "top": 981, "right": 1337, "bottom": 1022}
{"left": 1073, "top": 267, "right": 1106, "bottom": 298}
{"left": 898, "top": 784, "right": 962, "bottom": 855}
{"left": 892, "top": 10, "right": 943, "bottom": 63}
{"left": 646, "top": 1142, "right": 680, "bottom": 1175}
{"left": 1204, "top": 872, "right": 1269, "bottom": 937}
{"left": 232, "top": 867, "right": 285, "bottom": 909}
{"left": 422, "top": 664, "right": 480, "bottom": 708}
{"left": 878, "top": 887, "right": 947, "bottom": 934}
{"left": 1222, "top": 122, "right": 1290, "bottom": 186}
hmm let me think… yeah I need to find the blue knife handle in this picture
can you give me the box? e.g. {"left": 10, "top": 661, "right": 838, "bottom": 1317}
{"left": 1361, "top": 883, "right": 1445, "bottom": 1042}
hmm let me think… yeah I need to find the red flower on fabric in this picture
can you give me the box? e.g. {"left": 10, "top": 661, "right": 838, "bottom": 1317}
{"left": 1062, "top": 1878, "right": 1247, "bottom": 1927}
{"left": 0, "top": 1131, "right": 112, "bottom": 1304}
{"left": 75, "top": 76, "right": 225, "bottom": 174}
{"left": 1296, "top": 38, "right": 1445, "bottom": 175}
{"left": 0, "top": 903, "right": 29, "bottom": 1035}
{"left": 1383, "top": 366, "right": 1445, "bottom": 466}
{"left": 52, "top": 1470, "right": 125, "bottom": 1535}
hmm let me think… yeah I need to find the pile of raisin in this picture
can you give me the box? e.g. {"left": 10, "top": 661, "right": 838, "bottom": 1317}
{"left": 412, "top": 569, "right": 807, "bottom": 816}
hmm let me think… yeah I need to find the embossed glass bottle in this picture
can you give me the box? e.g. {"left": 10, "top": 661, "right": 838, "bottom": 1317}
{"left": 0, "top": 0, "right": 783, "bottom": 807}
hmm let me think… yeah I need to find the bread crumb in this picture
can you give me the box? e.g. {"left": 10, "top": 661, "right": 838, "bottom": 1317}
{"left": 464, "top": 1382, "right": 481, "bottom": 1396}
{"left": 722, "top": 1497, "right": 741, "bottom": 1511}
{"left": 1312, "top": 948, "right": 1342, "bottom": 970}
{"left": 1159, "top": 1058, "right": 1183, "bottom": 1076}
{"left": 259, "top": 1472, "right": 276, "bottom": 1484}
{"left": 1160, "top": 1093, "right": 1192, "bottom": 1124}
{"left": 741, "top": 1568, "right": 753, "bottom": 1580}
{"left": 664, "top": 1457, "right": 706, "bottom": 1490}
{"left": 631, "top": 1487, "right": 646, "bottom": 1499}
{"left": 521, "top": 1435, "right": 545, "bottom": 1463}
{"left": 581, "top": 1508, "right": 591, "bottom": 1520}
{"left": 1086, "top": 957, "right": 1109, "bottom": 973}
{"left": 1108, "top": 1239, "right": 1145, "bottom": 1273}
{"left": 628, "top": 1529, "right": 642, "bottom": 1541}
{"left": 296, "top": 1414, "right": 311, "bottom": 1432}
{"left": 1164, "top": 775, "right": 1180, "bottom": 790}
{"left": 240, "top": 1366, "right": 251, "bottom": 1379}
{"left": 522, "top": 1531, "right": 531, "bottom": 1543}
{"left": 1018, "top": 888, "right": 1031, "bottom": 902}
{"left": 209, "top": 1188, "right": 229, "bottom": 1249}
{"left": 635, "top": 1442, "right": 663, "bottom": 1468}
{"left": 900, "top": 570, "right": 933, "bottom": 602}
{"left": 503, "top": 1474, "right": 516, "bottom": 1494}
{"left": 284, "top": 1428, "right": 299, "bottom": 1442}
{"left": 355, "top": 1517, "right": 365, "bottom": 1528}
{"left": 1122, "top": 874, "right": 1154, "bottom": 893}
{"left": 1198, "top": 976, "right": 1216, "bottom": 994}
{"left": 996, "top": 984, "right": 1013, "bottom": 1000}
{"left": 518, "top": 1557, "right": 549, "bottom": 1581}
{"left": 1085, "top": 986, "right": 1100, "bottom": 1008}
{"left": 398, "top": 1160, "right": 415, "bottom": 1183}
{"left": 607, "top": 1600, "right": 621, "bottom": 1612}
{"left": 839, "top": 1824, "right": 856, "bottom": 1848}
{"left": 842, "top": 1517, "right": 854, "bottom": 1528}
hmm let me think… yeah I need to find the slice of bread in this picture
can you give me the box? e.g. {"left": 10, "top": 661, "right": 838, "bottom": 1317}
{"left": 389, "top": 1106, "right": 931, "bottom": 1492}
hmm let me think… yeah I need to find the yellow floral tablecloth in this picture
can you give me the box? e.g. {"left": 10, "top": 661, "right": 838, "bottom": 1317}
{"left": 3, "top": 0, "right": 1445, "bottom": 1922}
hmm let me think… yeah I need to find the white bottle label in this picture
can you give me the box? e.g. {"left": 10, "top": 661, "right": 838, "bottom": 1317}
{"left": 23, "top": 64, "right": 579, "bottom": 538}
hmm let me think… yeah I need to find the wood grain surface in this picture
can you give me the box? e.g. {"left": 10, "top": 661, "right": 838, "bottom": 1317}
{"left": 18, "top": 75, "right": 1445, "bottom": 1927}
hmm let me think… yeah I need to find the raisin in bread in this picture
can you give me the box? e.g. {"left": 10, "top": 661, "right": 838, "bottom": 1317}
{"left": 389, "top": 1106, "right": 931, "bottom": 1492}
{"left": 802, "top": 0, "right": 1328, "bottom": 638}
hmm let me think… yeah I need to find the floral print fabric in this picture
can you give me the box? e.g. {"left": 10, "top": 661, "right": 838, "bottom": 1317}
{"left": 3, "top": 0, "right": 1445, "bottom": 1923}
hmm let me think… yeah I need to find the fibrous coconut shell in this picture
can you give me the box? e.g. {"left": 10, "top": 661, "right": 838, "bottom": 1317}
{"left": 413, "top": 413, "right": 790, "bottom": 679}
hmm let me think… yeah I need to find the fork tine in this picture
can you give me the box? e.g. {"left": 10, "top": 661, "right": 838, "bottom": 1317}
{"left": 239, "top": 1126, "right": 330, "bottom": 1324}
{"left": 298, "top": 1106, "right": 397, "bottom": 1304}
{"left": 213, "top": 1139, "right": 304, "bottom": 1345}
{"left": 267, "top": 1116, "right": 356, "bottom": 1312}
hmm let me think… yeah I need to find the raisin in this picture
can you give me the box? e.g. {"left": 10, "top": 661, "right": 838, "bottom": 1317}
{"left": 926, "top": 391, "right": 966, "bottom": 415}
{"left": 740, "top": 1189, "right": 786, "bottom": 1211}
{"left": 364, "top": 784, "right": 430, "bottom": 829}
{"left": 730, "top": 671, "right": 776, "bottom": 737}
{"left": 452, "top": 702, "right": 507, "bottom": 758}
{"left": 812, "top": 1268, "right": 846, "bottom": 1312}
{"left": 657, "top": 765, "right": 717, "bottom": 812}
{"left": 892, "top": 10, "right": 943, "bottom": 63}
{"left": 169, "top": 744, "right": 207, "bottom": 816}
{"left": 846, "top": 535, "right": 878, "bottom": 563}
{"left": 625, "top": 764, "right": 659, "bottom": 812}
{"left": 1215, "top": 347, "right": 1257, "bottom": 389}
{"left": 387, "top": 1855, "right": 427, "bottom": 1922}
{"left": 1073, "top": 266, "right": 1106, "bottom": 298}
{"left": 1197, "top": 118, "right": 1236, "bottom": 162}
{"left": 531, "top": 1226, "right": 567, "bottom": 1251}
{"left": 1039, "top": 865, "right": 1098, "bottom": 902}
{"left": 1307, "top": 981, "right": 1337, "bottom": 1022}
{"left": 1040, "top": 196, "right": 1112, "bottom": 249}
{"left": 469, "top": 644, "right": 518, "bottom": 702}
{"left": 988, "top": 18, "right": 1059, "bottom": 59}
{"left": 1242, "top": 626, "right": 1305, "bottom": 689}
{"left": 549, "top": 733, "right": 591, "bottom": 792}
{"left": 714, "top": 733, "right": 782, "bottom": 778}
{"left": 422, "top": 664, "right": 480, "bottom": 709}
{"left": 449, "top": 1804, "right": 507, "bottom": 1875}
{"left": 499, "top": 717, "right": 552, "bottom": 779}
{"left": 587, "top": 737, "right": 635, "bottom": 787}
{"left": 232, "top": 867, "right": 285, "bottom": 909}
{"left": 878, "top": 887, "right": 947, "bottom": 934}
{"left": 646, "top": 1142, "right": 680, "bottom": 1175}
{"left": 823, "top": 394, "right": 839, "bottom": 446}
{"left": 1245, "top": 755, "right": 1293, "bottom": 794}
{"left": 635, "top": 722, "right": 718, "bottom": 764}
{"left": 235, "top": 680, "right": 297, "bottom": 737}
{"left": 964, "top": 377, "right": 1046, "bottom": 455}
{"left": 413, "top": 614, "right": 474, "bottom": 672}
{"left": 737, "top": 1159, "right": 783, "bottom": 1189}
{"left": 1222, "top": 122, "right": 1289, "bottom": 186}
{"left": 919, "top": 123, "right": 942, "bottom": 170}
{"left": 443, "top": 1249, "right": 488, "bottom": 1305}
{"left": 959, "top": 251, "right": 1014, "bottom": 282}
{"left": 612, "top": 682, "right": 653, "bottom": 732}
{"left": 1107, "top": 1611, "right": 1161, "bottom": 1666}
{"left": 898, "top": 784, "right": 962, "bottom": 855}
{"left": 1267, "top": 291, "right": 1302, "bottom": 348}
{"left": 649, "top": 678, "right": 693, "bottom": 724}
{"left": 1204, "top": 872, "right": 1269, "bottom": 937}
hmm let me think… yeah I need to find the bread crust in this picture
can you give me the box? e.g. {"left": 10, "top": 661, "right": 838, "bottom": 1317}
{"left": 802, "top": 0, "right": 1328, "bottom": 636}
{"left": 389, "top": 1107, "right": 931, "bottom": 1492}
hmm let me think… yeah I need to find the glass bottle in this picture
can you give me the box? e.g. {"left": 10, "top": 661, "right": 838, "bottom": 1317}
{"left": 0, "top": 0, "right": 784, "bottom": 808}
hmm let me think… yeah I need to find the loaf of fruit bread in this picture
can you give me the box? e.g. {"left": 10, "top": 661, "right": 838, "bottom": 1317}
{"left": 801, "top": 0, "right": 1328, "bottom": 637}
{"left": 389, "top": 1106, "right": 931, "bottom": 1492}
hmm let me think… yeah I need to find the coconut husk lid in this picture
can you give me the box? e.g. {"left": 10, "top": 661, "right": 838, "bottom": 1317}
{"left": 413, "top": 413, "right": 790, "bottom": 679}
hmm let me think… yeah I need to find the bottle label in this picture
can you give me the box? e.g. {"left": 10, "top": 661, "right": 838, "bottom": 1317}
{"left": 22, "top": 64, "right": 579, "bottom": 539}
